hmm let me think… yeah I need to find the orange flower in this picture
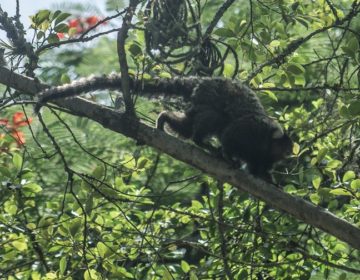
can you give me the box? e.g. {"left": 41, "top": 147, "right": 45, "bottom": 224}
{"left": 12, "top": 130, "right": 26, "bottom": 145}
{"left": 12, "top": 112, "right": 32, "bottom": 127}
{"left": 0, "top": 112, "right": 32, "bottom": 146}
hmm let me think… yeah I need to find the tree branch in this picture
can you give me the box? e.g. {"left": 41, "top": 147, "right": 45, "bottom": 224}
{"left": 0, "top": 66, "right": 360, "bottom": 250}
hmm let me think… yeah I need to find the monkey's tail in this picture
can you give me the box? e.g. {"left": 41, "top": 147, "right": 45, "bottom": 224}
{"left": 156, "top": 111, "right": 193, "bottom": 139}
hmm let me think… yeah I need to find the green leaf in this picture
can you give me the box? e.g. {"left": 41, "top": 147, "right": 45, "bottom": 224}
{"left": 85, "top": 194, "right": 94, "bottom": 215}
{"left": 262, "top": 90, "right": 278, "bottom": 101}
{"left": 51, "top": 10, "right": 62, "bottom": 21}
{"left": 54, "top": 12, "right": 71, "bottom": 26}
{"left": 342, "top": 171, "right": 355, "bottom": 182}
{"left": 162, "top": 270, "right": 173, "bottom": 280}
{"left": 93, "top": 165, "right": 105, "bottom": 179}
{"left": 181, "top": 260, "right": 190, "bottom": 273}
{"left": 97, "top": 242, "right": 112, "bottom": 258}
{"left": 33, "top": 10, "right": 51, "bottom": 25}
{"left": 13, "top": 153, "right": 23, "bottom": 171}
{"left": 339, "top": 272, "right": 347, "bottom": 280}
{"left": 54, "top": 23, "right": 69, "bottom": 33}
{"left": 214, "top": 28, "right": 235, "bottom": 37}
{"left": 287, "top": 63, "right": 305, "bottom": 75}
{"left": 137, "top": 157, "right": 149, "bottom": 169}
{"left": 350, "top": 179, "right": 360, "bottom": 190}
{"left": 190, "top": 271, "right": 198, "bottom": 280}
{"left": 47, "top": 33, "right": 60, "bottom": 44}
{"left": 326, "top": 160, "right": 341, "bottom": 170}
{"left": 316, "top": 148, "right": 328, "bottom": 163}
{"left": 128, "top": 43, "right": 142, "bottom": 56}
{"left": 4, "top": 201, "right": 17, "bottom": 215}
{"left": 270, "top": 40, "right": 281, "bottom": 47}
{"left": 0, "top": 166, "right": 12, "bottom": 178}
{"left": 348, "top": 101, "right": 360, "bottom": 116}
{"left": 309, "top": 193, "right": 320, "bottom": 204}
{"left": 23, "top": 183, "right": 43, "bottom": 193}
{"left": 59, "top": 256, "right": 67, "bottom": 275}
{"left": 84, "top": 269, "right": 100, "bottom": 280}
{"left": 329, "top": 188, "right": 352, "bottom": 196}
{"left": 12, "top": 240, "right": 28, "bottom": 251}
{"left": 312, "top": 176, "right": 321, "bottom": 189}
{"left": 37, "top": 31, "right": 45, "bottom": 40}
{"left": 60, "top": 74, "right": 71, "bottom": 84}
{"left": 69, "top": 219, "right": 82, "bottom": 237}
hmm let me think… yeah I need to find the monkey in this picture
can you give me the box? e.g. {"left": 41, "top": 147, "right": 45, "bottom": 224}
{"left": 33, "top": 74, "right": 292, "bottom": 178}
{"left": 156, "top": 78, "right": 293, "bottom": 178}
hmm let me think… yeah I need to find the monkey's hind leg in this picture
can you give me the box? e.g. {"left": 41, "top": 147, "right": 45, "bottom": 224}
{"left": 191, "top": 110, "right": 227, "bottom": 155}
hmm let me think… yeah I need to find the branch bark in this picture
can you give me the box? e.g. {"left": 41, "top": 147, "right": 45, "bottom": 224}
{"left": 0, "top": 66, "right": 360, "bottom": 250}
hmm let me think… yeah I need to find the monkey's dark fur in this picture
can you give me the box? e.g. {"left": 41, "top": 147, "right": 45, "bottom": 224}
{"left": 34, "top": 75, "right": 292, "bottom": 177}
{"left": 157, "top": 79, "right": 293, "bottom": 178}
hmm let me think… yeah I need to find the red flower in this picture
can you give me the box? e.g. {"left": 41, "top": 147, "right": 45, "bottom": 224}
{"left": 57, "top": 33, "right": 65, "bottom": 39}
{"left": 86, "top": 16, "right": 99, "bottom": 27}
{"left": 0, "top": 119, "right": 9, "bottom": 126}
{"left": 68, "top": 19, "right": 81, "bottom": 28}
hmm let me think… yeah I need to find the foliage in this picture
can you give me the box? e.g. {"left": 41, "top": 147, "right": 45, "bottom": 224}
{"left": 0, "top": 0, "right": 360, "bottom": 279}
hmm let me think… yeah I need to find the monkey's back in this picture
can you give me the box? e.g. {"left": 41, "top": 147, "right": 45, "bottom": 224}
{"left": 191, "top": 78, "right": 266, "bottom": 120}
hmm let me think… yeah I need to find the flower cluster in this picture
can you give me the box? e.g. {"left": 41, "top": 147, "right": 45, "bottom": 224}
{"left": 57, "top": 16, "right": 105, "bottom": 39}
{"left": 0, "top": 112, "right": 32, "bottom": 147}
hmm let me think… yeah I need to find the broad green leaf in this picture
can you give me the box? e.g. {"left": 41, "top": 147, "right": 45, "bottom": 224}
{"left": 350, "top": 179, "right": 360, "bottom": 190}
{"left": 59, "top": 256, "right": 67, "bottom": 275}
{"left": 0, "top": 166, "right": 11, "bottom": 177}
{"left": 93, "top": 165, "right": 105, "bottom": 179}
{"left": 287, "top": 63, "right": 305, "bottom": 75}
{"left": 51, "top": 10, "right": 62, "bottom": 21}
{"left": 343, "top": 171, "right": 355, "bottom": 182}
{"left": 312, "top": 176, "right": 321, "bottom": 189}
{"left": 190, "top": 271, "right": 198, "bottom": 280}
{"left": 128, "top": 43, "right": 142, "bottom": 56}
{"left": 293, "top": 142, "right": 300, "bottom": 155}
{"left": 54, "top": 12, "right": 71, "bottom": 25}
{"left": 330, "top": 188, "right": 352, "bottom": 196}
{"left": 54, "top": 23, "right": 69, "bottom": 33}
{"left": 60, "top": 74, "right": 71, "bottom": 84}
{"left": 47, "top": 33, "right": 60, "bottom": 44}
{"left": 270, "top": 40, "right": 280, "bottom": 47}
{"left": 4, "top": 201, "right": 17, "bottom": 215}
{"left": 162, "top": 270, "right": 173, "bottom": 280}
{"left": 13, "top": 153, "right": 23, "bottom": 171}
{"left": 12, "top": 240, "right": 28, "bottom": 251}
{"left": 33, "top": 10, "right": 51, "bottom": 25}
{"left": 309, "top": 193, "right": 320, "bottom": 204}
{"left": 44, "top": 272, "right": 57, "bottom": 279}
{"left": 23, "top": 183, "right": 42, "bottom": 193}
{"left": 69, "top": 219, "right": 82, "bottom": 237}
{"left": 181, "top": 260, "right": 190, "bottom": 273}
{"left": 84, "top": 269, "right": 100, "bottom": 280}
{"left": 326, "top": 160, "right": 341, "bottom": 169}
{"left": 348, "top": 101, "right": 360, "bottom": 116}
{"left": 214, "top": 28, "right": 235, "bottom": 37}
{"left": 97, "top": 242, "right": 112, "bottom": 258}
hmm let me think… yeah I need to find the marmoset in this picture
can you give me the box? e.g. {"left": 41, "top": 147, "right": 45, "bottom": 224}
{"left": 157, "top": 78, "right": 293, "bottom": 178}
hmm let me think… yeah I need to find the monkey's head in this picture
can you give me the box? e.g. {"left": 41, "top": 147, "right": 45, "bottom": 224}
{"left": 270, "top": 128, "right": 293, "bottom": 162}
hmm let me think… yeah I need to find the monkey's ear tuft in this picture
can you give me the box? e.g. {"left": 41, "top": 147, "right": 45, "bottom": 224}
{"left": 272, "top": 128, "right": 284, "bottom": 139}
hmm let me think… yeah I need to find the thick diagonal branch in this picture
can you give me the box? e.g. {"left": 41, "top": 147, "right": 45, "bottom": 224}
{"left": 0, "top": 66, "right": 360, "bottom": 250}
